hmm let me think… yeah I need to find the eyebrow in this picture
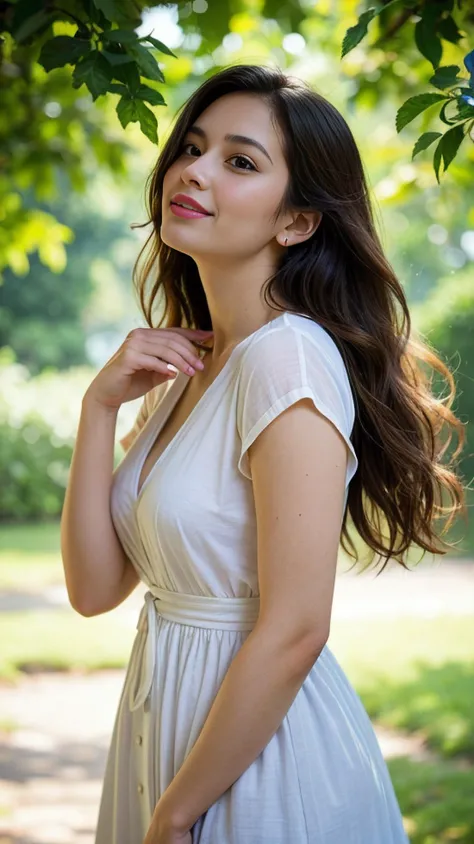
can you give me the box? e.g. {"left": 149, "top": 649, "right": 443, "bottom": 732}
{"left": 186, "top": 124, "right": 273, "bottom": 165}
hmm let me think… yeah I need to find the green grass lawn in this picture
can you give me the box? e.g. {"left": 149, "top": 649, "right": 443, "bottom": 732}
{"left": 388, "top": 757, "right": 474, "bottom": 844}
{"left": 0, "top": 521, "right": 62, "bottom": 554}
{"left": 0, "top": 520, "right": 137, "bottom": 681}
{"left": 329, "top": 616, "right": 474, "bottom": 759}
{"left": 0, "top": 520, "right": 65, "bottom": 588}
{"left": 0, "top": 609, "right": 135, "bottom": 681}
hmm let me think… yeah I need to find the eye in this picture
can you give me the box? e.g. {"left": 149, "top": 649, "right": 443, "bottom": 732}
{"left": 228, "top": 155, "right": 256, "bottom": 172}
{"left": 180, "top": 142, "right": 256, "bottom": 172}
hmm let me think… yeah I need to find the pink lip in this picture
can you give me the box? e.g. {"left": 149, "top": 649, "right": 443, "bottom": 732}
{"left": 170, "top": 204, "right": 211, "bottom": 219}
{"left": 170, "top": 193, "right": 211, "bottom": 215}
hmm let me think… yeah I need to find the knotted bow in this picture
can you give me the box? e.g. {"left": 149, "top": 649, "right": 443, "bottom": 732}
{"left": 125, "top": 587, "right": 260, "bottom": 712}
{"left": 127, "top": 591, "right": 158, "bottom": 711}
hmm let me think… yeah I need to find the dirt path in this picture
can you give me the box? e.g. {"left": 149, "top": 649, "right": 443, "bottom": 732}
{"left": 1, "top": 560, "right": 472, "bottom": 843}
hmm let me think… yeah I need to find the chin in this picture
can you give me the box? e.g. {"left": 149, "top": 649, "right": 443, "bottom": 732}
{"left": 160, "top": 232, "right": 196, "bottom": 258}
{"left": 162, "top": 223, "right": 206, "bottom": 252}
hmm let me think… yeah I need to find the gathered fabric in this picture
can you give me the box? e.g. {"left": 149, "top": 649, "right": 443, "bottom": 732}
{"left": 126, "top": 588, "right": 260, "bottom": 712}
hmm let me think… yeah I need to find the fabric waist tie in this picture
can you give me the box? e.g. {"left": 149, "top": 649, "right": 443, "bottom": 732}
{"left": 127, "top": 586, "right": 261, "bottom": 712}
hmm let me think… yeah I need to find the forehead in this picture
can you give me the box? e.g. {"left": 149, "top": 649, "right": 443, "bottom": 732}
{"left": 192, "top": 92, "right": 284, "bottom": 158}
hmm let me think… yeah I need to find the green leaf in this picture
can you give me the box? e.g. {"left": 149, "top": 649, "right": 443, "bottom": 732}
{"left": 92, "top": 0, "right": 120, "bottom": 19}
{"left": 412, "top": 132, "right": 442, "bottom": 159}
{"left": 13, "top": 9, "right": 55, "bottom": 44}
{"left": 433, "top": 138, "right": 443, "bottom": 184}
{"left": 93, "top": 0, "right": 141, "bottom": 26}
{"left": 396, "top": 93, "right": 447, "bottom": 133}
{"left": 437, "top": 14, "right": 462, "bottom": 44}
{"left": 414, "top": 18, "right": 442, "bottom": 70}
{"left": 432, "top": 124, "right": 465, "bottom": 183}
{"left": 111, "top": 61, "right": 141, "bottom": 94}
{"left": 38, "top": 36, "right": 91, "bottom": 72}
{"left": 439, "top": 98, "right": 459, "bottom": 126}
{"left": 141, "top": 35, "right": 177, "bottom": 58}
{"left": 456, "top": 97, "right": 474, "bottom": 120}
{"left": 341, "top": 8, "right": 377, "bottom": 59}
{"left": 116, "top": 97, "right": 138, "bottom": 128}
{"left": 135, "top": 101, "right": 158, "bottom": 144}
{"left": 438, "top": 123, "right": 465, "bottom": 172}
{"left": 136, "top": 84, "right": 166, "bottom": 106}
{"left": 108, "top": 83, "right": 130, "bottom": 96}
{"left": 126, "top": 42, "right": 165, "bottom": 82}
{"left": 102, "top": 49, "right": 135, "bottom": 66}
{"left": 102, "top": 28, "right": 138, "bottom": 43}
{"left": 72, "top": 52, "right": 112, "bottom": 101}
{"left": 429, "top": 65, "right": 462, "bottom": 90}
{"left": 115, "top": 98, "right": 158, "bottom": 143}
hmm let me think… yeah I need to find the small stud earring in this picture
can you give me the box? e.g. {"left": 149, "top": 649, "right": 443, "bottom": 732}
{"left": 284, "top": 237, "right": 288, "bottom": 246}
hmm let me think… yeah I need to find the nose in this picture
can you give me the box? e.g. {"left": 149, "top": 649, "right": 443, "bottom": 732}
{"left": 180, "top": 152, "right": 211, "bottom": 188}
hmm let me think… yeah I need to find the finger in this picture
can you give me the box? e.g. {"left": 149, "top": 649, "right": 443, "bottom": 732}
{"left": 138, "top": 343, "right": 202, "bottom": 377}
{"left": 160, "top": 327, "right": 213, "bottom": 339}
{"left": 161, "top": 327, "right": 214, "bottom": 349}
{"left": 137, "top": 334, "right": 206, "bottom": 371}
{"left": 131, "top": 351, "right": 180, "bottom": 377}
{"left": 176, "top": 327, "right": 214, "bottom": 335}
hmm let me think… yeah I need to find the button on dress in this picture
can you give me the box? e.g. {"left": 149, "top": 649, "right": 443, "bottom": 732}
{"left": 94, "top": 312, "right": 409, "bottom": 843}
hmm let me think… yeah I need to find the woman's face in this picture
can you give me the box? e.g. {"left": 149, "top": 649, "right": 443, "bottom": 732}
{"left": 161, "top": 92, "right": 292, "bottom": 260}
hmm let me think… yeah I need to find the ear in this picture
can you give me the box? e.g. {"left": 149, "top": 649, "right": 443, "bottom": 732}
{"left": 278, "top": 210, "right": 322, "bottom": 248}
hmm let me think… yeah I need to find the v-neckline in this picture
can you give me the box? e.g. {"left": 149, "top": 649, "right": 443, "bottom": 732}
{"left": 133, "top": 361, "right": 214, "bottom": 503}
{"left": 132, "top": 311, "right": 293, "bottom": 504}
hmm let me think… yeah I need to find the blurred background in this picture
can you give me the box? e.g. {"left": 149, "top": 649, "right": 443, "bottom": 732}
{"left": 0, "top": 1, "right": 473, "bottom": 842}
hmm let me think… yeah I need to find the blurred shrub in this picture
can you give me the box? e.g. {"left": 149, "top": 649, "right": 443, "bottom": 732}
{"left": 0, "top": 415, "right": 73, "bottom": 521}
{"left": 0, "top": 353, "right": 139, "bottom": 521}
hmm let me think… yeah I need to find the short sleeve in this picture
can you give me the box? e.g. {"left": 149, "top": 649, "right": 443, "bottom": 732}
{"left": 236, "top": 323, "right": 358, "bottom": 485}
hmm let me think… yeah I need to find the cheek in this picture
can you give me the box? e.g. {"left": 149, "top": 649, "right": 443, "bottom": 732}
{"left": 162, "top": 163, "right": 177, "bottom": 192}
{"left": 221, "top": 178, "right": 276, "bottom": 220}
{"left": 236, "top": 191, "right": 281, "bottom": 242}
{"left": 163, "top": 158, "right": 185, "bottom": 187}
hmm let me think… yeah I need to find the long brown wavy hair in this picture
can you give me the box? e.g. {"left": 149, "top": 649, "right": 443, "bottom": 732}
{"left": 132, "top": 63, "right": 468, "bottom": 573}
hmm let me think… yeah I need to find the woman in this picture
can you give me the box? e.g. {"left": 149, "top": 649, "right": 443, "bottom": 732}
{"left": 60, "top": 64, "right": 467, "bottom": 843}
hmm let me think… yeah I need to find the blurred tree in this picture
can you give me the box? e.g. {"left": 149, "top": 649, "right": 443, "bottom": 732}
{"left": 0, "top": 168, "right": 144, "bottom": 373}
{"left": 2, "top": 2, "right": 472, "bottom": 165}
{"left": 1, "top": 1, "right": 472, "bottom": 395}
{"left": 1, "top": 0, "right": 472, "bottom": 284}
{"left": 0, "top": 23, "right": 129, "bottom": 283}
{"left": 341, "top": 1, "right": 473, "bottom": 182}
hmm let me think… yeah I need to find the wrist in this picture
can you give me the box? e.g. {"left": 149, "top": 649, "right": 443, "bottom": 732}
{"left": 154, "top": 791, "right": 192, "bottom": 833}
{"left": 82, "top": 389, "right": 120, "bottom": 418}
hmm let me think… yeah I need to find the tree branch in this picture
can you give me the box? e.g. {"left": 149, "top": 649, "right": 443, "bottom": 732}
{"left": 371, "top": 6, "right": 419, "bottom": 49}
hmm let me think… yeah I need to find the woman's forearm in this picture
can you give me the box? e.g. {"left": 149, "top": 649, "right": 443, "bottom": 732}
{"left": 156, "top": 624, "right": 323, "bottom": 831}
{"left": 60, "top": 392, "right": 130, "bottom": 615}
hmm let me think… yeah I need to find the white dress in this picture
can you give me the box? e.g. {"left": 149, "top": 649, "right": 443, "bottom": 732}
{"left": 95, "top": 312, "right": 409, "bottom": 844}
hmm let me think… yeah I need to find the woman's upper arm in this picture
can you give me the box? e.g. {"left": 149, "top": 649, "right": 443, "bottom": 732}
{"left": 249, "top": 395, "right": 348, "bottom": 652}
{"left": 236, "top": 324, "right": 358, "bottom": 653}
